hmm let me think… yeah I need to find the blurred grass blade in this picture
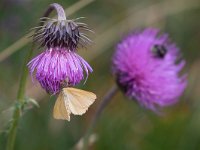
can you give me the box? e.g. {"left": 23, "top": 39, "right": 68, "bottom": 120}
{"left": 75, "top": 134, "right": 97, "bottom": 150}
{"left": 80, "top": 0, "right": 200, "bottom": 62}
{"left": 66, "top": 0, "right": 95, "bottom": 16}
{"left": 0, "top": 36, "right": 30, "bottom": 62}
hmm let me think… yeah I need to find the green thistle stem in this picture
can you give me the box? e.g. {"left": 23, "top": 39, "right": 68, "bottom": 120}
{"left": 5, "top": 4, "right": 68, "bottom": 150}
{"left": 82, "top": 85, "right": 119, "bottom": 150}
{"left": 6, "top": 45, "right": 34, "bottom": 150}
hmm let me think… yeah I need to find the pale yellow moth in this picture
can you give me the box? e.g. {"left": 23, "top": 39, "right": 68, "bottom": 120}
{"left": 53, "top": 87, "right": 96, "bottom": 121}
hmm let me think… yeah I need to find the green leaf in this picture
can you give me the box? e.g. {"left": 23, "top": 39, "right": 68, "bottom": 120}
{"left": 25, "top": 97, "right": 40, "bottom": 108}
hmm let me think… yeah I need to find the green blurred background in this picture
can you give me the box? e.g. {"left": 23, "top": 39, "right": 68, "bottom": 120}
{"left": 1, "top": 0, "right": 200, "bottom": 149}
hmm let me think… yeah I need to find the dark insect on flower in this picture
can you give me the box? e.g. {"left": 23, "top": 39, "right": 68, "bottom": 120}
{"left": 31, "top": 4, "right": 93, "bottom": 50}
{"left": 151, "top": 44, "right": 167, "bottom": 58}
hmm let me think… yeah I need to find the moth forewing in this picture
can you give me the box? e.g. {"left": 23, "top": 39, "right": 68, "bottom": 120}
{"left": 63, "top": 88, "right": 96, "bottom": 115}
{"left": 64, "top": 92, "right": 85, "bottom": 115}
{"left": 53, "top": 92, "right": 71, "bottom": 121}
{"left": 66, "top": 88, "right": 96, "bottom": 107}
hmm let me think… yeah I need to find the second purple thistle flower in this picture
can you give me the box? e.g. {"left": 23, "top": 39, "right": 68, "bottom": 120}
{"left": 112, "top": 28, "right": 187, "bottom": 111}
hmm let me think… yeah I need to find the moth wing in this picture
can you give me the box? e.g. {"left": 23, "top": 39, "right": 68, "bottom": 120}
{"left": 53, "top": 92, "right": 71, "bottom": 121}
{"left": 63, "top": 88, "right": 96, "bottom": 115}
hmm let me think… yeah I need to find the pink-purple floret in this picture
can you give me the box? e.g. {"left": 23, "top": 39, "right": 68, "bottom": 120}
{"left": 28, "top": 47, "right": 92, "bottom": 94}
{"left": 112, "top": 28, "right": 187, "bottom": 111}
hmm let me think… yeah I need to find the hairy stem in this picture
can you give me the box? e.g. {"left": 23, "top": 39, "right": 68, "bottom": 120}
{"left": 40, "top": 3, "right": 66, "bottom": 24}
{"left": 82, "top": 85, "right": 119, "bottom": 150}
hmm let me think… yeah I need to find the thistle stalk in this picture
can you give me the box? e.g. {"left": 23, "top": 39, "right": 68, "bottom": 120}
{"left": 82, "top": 85, "right": 119, "bottom": 150}
{"left": 6, "top": 45, "right": 34, "bottom": 150}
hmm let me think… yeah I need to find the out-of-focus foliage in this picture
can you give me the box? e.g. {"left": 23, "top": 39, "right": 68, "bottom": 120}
{"left": 1, "top": 0, "right": 200, "bottom": 149}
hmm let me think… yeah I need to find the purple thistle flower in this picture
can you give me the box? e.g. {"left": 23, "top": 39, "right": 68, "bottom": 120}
{"left": 112, "top": 28, "right": 187, "bottom": 111}
{"left": 28, "top": 47, "right": 92, "bottom": 94}
{"left": 27, "top": 3, "right": 93, "bottom": 95}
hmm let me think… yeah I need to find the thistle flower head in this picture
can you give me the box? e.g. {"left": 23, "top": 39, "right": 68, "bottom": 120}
{"left": 28, "top": 48, "right": 92, "bottom": 94}
{"left": 112, "top": 28, "right": 187, "bottom": 111}
{"left": 28, "top": 3, "right": 93, "bottom": 95}
{"left": 31, "top": 3, "right": 92, "bottom": 50}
